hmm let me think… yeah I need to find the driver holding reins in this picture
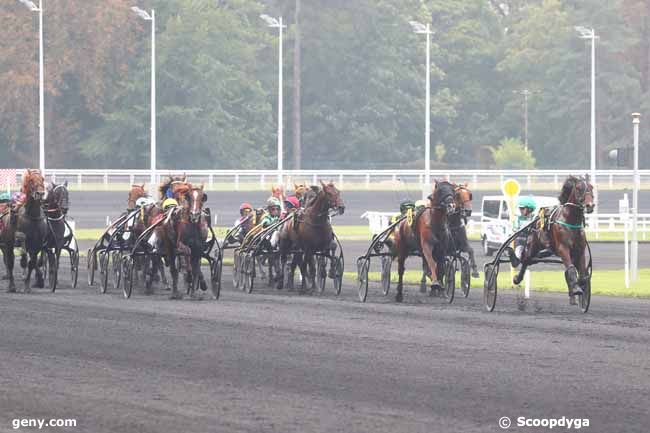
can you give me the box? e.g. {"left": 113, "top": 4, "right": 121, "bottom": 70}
{"left": 510, "top": 196, "right": 536, "bottom": 268}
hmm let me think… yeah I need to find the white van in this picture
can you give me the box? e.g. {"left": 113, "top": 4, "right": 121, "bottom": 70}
{"left": 480, "top": 195, "right": 559, "bottom": 256}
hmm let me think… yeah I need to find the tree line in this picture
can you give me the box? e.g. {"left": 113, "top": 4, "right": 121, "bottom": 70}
{"left": 1, "top": 0, "right": 649, "bottom": 170}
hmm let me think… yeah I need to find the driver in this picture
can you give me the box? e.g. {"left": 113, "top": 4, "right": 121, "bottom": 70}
{"left": 511, "top": 196, "right": 536, "bottom": 267}
{"left": 261, "top": 197, "right": 282, "bottom": 228}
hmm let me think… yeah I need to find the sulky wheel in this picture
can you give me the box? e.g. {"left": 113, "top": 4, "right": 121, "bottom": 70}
{"left": 357, "top": 257, "right": 370, "bottom": 302}
{"left": 122, "top": 256, "right": 135, "bottom": 299}
{"left": 333, "top": 256, "right": 344, "bottom": 296}
{"left": 99, "top": 251, "right": 110, "bottom": 294}
{"left": 580, "top": 267, "right": 592, "bottom": 313}
{"left": 316, "top": 255, "right": 327, "bottom": 295}
{"left": 111, "top": 251, "right": 122, "bottom": 290}
{"left": 483, "top": 263, "right": 498, "bottom": 312}
{"left": 460, "top": 257, "right": 471, "bottom": 298}
{"left": 444, "top": 258, "right": 455, "bottom": 304}
{"left": 380, "top": 255, "right": 391, "bottom": 296}
{"left": 70, "top": 250, "right": 79, "bottom": 289}
{"left": 244, "top": 254, "right": 255, "bottom": 294}
{"left": 233, "top": 251, "right": 241, "bottom": 289}
{"left": 87, "top": 248, "right": 97, "bottom": 286}
{"left": 211, "top": 257, "right": 222, "bottom": 300}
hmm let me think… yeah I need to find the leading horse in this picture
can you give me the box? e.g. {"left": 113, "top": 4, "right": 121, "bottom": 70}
{"left": 16, "top": 169, "right": 48, "bottom": 292}
{"left": 277, "top": 181, "right": 345, "bottom": 292}
{"left": 513, "top": 176, "right": 594, "bottom": 302}
{"left": 392, "top": 181, "right": 456, "bottom": 302}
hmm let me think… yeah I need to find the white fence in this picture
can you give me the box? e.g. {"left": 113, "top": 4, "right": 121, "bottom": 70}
{"left": 361, "top": 211, "right": 650, "bottom": 240}
{"left": 8, "top": 168, "right": 650, "bottom": 190}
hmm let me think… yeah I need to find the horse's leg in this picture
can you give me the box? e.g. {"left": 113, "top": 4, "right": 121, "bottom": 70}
{"left": 24, "top": 250, "right": 38, "bottom": 293}
{"left": 466, "top": 243, "right": 480, "bottom": 278}
{"left": 420, "top": 239, "right": 441, "bottom": 295}
{"left": 298, "top": 252, "right": 310, "bottom": 294}
{"left": 572, "top": 244, "right": 587, "bottom": 305}
{"left": 4, "top": 246, "right": 15, "bottom": 292}
{"left": 556, "top": 241, "right": 582, "bottom": 298}
{"left": 34, "top": 250, "right": 45, "bottom": 288}
{"left": 145, "top": 256, "right": 156, "bottom": 295}
{"left": 169, "top": 250, "right": 182, "bottom": 300}
{"left": 395, "top": 252, "right": 406, "bottom": 303}
{"left": 288, "top": 253, "right": 299, "bottom": 291}
{"left": 419, "top": 258, "right": 428, "bottom": 293}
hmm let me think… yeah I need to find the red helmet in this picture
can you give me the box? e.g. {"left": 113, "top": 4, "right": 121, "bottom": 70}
{"left": 284, "top": 196, "right": 300, "bottom": 209}
{"left": 239, "top": 202, "right": 253, "bottom": 211}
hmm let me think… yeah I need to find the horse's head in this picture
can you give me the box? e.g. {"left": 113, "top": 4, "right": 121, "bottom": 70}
{"left": 46, "top": 180, "right": 70, "bottom": 215}
{"left": 188, "top": 185, "right": 205, "bottom": 223}
{"left": 127, "top": 183, "right": 146, "bottom": 211}
{"left": 431, "top": 180, "right": 456, "bottom": 214}
{"left": 454, "top": 183, "right": 473, "bottom": 217}
{"left": 272, "top": 184, "right": 284, "bottom": 199}
{"left": 560, "top": 176, "right": 595, "bottom": 213}
{"left": 320, "top": 181, "right": 345, "bottom": 215}
{"left": 21, "top": 169, "right": 45, "bottom": 202}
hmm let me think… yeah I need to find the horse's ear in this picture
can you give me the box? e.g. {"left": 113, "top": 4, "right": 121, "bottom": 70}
{"left": 320, "top": 180, "right": 326, "bottom": 188}
{"left": 64, "top": 180, "right": 68, "bottom": 187}
{"left": 140, "top": 183, "right": 145, "bottom": 188}
{"left": 202, "top": 193, "right": 208, "bottom": 203}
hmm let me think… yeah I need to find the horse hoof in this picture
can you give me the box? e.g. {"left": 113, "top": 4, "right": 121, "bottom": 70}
{"left": 569, "top": 296, "right": 577, "bottom": 306}
{"left": 570, "top": 287, "right": 584, "bottom": 297}
{"left": 430, "top": 283, "right": 442, "bottom": 297}
{"left": 419, "top": 283, "right": 427, "bottom": 293}
{"left": 395, "top": 292, "right": 403, "bottom": 303}
{"left": 513, "top": 276, "right": 523, "bottom": 285}
{"left": 6, "top": 284, "right": 16, "bottom": 293}
{"left": 169, "top": 293, "right": 183, "bottom": 300}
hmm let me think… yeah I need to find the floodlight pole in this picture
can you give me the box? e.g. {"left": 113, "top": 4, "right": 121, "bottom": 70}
{"left": 150, "top": 9, "right": 156, "bottom": 187}
{"left": 631, "top": 113, "right": 640, "bottom": 281}
{"left": 277, "top": 16, "right": 284, "bottom": 186}
{"left": 19, "top": 0, "right": 45, "bottom": 172}
{"left": 37, "top": 0, "right": 44, "bottom": 174}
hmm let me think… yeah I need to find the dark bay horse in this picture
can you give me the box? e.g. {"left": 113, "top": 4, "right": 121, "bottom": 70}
{"left": 277, "top": 181, "right": 345, "bottom": 292}
{"left": 513, "top": 176, "right": 594, "bottom": 301}
{"left": 392, "top": 181, "right": 456, "bottom": 302}
{"left": 41, "top": 181, "right": 70, "bottom": 290}
{"left": 0, "top": 195, "right": 19, "bottom": 291}
{"left": 448, "top": 183, "right": 479, "bottom": 277}
{"left": 16, "top": 170, "right": 47, "bottom": 293}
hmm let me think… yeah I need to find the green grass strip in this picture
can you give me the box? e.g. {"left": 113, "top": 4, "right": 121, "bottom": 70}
{"left": 344, "top": 268, "right": 650, "bottom": 298}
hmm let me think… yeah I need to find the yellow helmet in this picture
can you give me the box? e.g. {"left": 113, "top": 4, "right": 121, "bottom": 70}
{"left": 162, "top": 198, "right": 178, "bottom": 210}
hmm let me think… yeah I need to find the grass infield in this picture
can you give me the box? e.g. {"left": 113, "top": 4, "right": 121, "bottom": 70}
{"left": 344, "top": 268, "right": 650, "bottom": 298}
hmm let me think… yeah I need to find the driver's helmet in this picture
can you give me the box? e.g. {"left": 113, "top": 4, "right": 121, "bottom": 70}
{"left": 135, "top": 197, "right": 155, "bottom": 208}
{"left": 399, "top": 200, "right": 415, "bottom": 214}
{"left": 266, "top": 197, "right": 282, "bottom": 210}
{"left": 284, "top": 196, "right": 300, "bottom": 209}
{"left": 239, "top": 202, "right": 253, "bottom": 215}
{"left": 162, "top": 197, "right": 178, "bottom": 210}
{"left": 518, "top": 196, "right": 536, "bottom": 211}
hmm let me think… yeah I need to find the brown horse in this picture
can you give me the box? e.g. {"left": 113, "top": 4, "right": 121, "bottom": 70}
{"left": 150, "top": 182, "right": 209, "bottom": 299}
{"left": 277, "top": 181, "right": 345, "bottom": 292}
{"left": 127, "top": 184, "right": 147, "bottom": 211}
{"left": 16, "top": 169, "right": 48, "bottom": 292}
{"left": 513, "top": 176, "right": 594, "bottom": 301}
{"left": 392, "top": 181, "right": 456, "bottom": 302}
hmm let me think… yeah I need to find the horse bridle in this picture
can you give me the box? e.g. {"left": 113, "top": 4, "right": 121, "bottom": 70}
{"left": 565, "top": 178, "right": 592, "bottom": 209}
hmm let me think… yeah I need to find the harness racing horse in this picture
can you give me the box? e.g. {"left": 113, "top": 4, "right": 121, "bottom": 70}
{"left": 449, "top": 183, "right": 479, "bottom": 278}
{"left": 15, "top": 170, "right": 48, "bottom": 293}
{"left": 0, "top": 194, "right": 19, "bottom": 291}
{"left": 392, "top": 181, "right": 456, "bottom": 302}
{"left": 40, "top": 181, "right": 71, "bottom": 291}
{"left": 513, "top": 176, "right": 594, "bottom": 302}
{"left": 150, "top": 182, "right": 209, "bottom": 299}
{"left": 277, "top": 181, "right": 345, "bottom": 292}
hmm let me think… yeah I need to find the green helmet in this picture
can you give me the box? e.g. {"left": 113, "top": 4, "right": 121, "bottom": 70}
{"left": 518, "top": 196, "right": 536, "bottom": 211}
{"left": 266, "top": 197, "right": 282, "bottom": 209}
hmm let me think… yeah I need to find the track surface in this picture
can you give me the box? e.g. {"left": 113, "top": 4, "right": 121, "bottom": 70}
{"left": 1, "top": 263, "right": 649, "bottom": 433}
